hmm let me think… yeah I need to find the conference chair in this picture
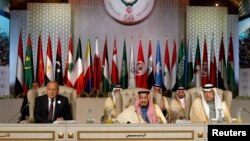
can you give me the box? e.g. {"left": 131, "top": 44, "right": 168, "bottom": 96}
{"left": 20, "top": 85, "right": 77, "bottom": 123}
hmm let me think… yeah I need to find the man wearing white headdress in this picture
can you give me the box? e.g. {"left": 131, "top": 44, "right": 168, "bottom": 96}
{"left": 190, "top": 84, "right": 232, "bottom": 123}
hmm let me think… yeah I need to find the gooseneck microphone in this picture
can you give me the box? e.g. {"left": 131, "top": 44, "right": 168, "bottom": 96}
{"left": 8, "top": 103, "right": 30, "bottom": 123}
{"left": 135, "top": 110, "right": 141, "bottom": 123}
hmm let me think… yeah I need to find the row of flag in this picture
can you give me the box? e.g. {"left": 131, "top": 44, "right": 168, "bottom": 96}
{"left": 15, "top": 32, "right": 236, "bottom": 97}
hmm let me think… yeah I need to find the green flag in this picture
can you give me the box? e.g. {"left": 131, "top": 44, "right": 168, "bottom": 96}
{"left": 176, "top": 38, "right": 185, "bottom": 87}
{"left": 23, "top": 34, "right": 34, "bottom": 94}
{"left": 120, "top": 38, "right": 128, "bottom": 89}
{"left": 227, "top": 34, "right": 236, "bottom": 97}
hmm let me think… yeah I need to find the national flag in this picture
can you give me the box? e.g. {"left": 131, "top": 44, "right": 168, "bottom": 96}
{"left": 55, "top": 37, "right": 63, "bottom": 85}
{"left": 171, "top": 39, "right": 177, "bottom": 89}
{"left": 23, "top": 33, "right": 34, "bottom": 94}
{"left": 136, "top": 38, "right": 147, "bottom": 88}
{"left": 218, "top": 35, "right": 228, "bottom": 90}
{"left": 36, "top": 33, "right": 45, "bottom": 86}
{"left": 210, "top": 36, "right": 217, "bottom": 86}
{"left": 147, "top": 39, "right": 154, "bottom": 89}
{"left": 102, "top": 37, "right": 110, "bottom": 93}
{"left": 227, "top": 34, "right": 236, "bottom": 96}
{"left": 194, "top": 37, "right": 201, "bottom": 87}
{"left": 120, "top": 38, "right": 128, "bottom": 89}
{"left": 128, "top": 37, "right": 136, "bottom": 88}
{"left": 15, "top": 31, "right": 24, "bottom": 96}
{"left": 45, "top": 34, "right": 54, "bottom": 85}
{"left": 74, "top": 38, "right": 84, "bottom": 95}
{"left": 84, "top": 39, "right": 93, "bottom": 93}
{"left": 186, "top": 39, "right": 194, "bottom": 88}
{"left": 111, "top": 36, "right": 119, "bottom": 88}
{"left": 201, "top": 36, "right": 208, "bottom": 86}
{"left": 176, "top": 38, "right": 185, "bottom": 87}
{"left": 163, "top": 38, "right": 171, "bottom": 90}
{"left": 64, "top": 36, "right": 74, "bottom": 87}
{"left": 155, "top": 39, "right": 163, "bottom": 87}
{"left": 93, "top": 37, "right": 102, "bottom": 90}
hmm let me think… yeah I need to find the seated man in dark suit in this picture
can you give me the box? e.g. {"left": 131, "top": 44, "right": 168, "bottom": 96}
{"left": 34, "top": 81, "right": 72, "bottom": 123}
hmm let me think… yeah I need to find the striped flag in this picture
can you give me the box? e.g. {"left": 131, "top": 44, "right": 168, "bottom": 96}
{"left": 218, "top": 35, "right": 228, "bottom": 90}
{"left": 111, "top": 36, "right": 119, "bottom": 88}
{"left": 194, "top": 37, "right": 201, "bottom": 87}
{"left": 74, "top": 38, "right": 84, "bottom": 95}
{"left": 15, "top": 31, "right": 24, "bottom": 96}
{"left": 45, "top": 34, "right": 54, "bottom": 85}
{"left": 163, "top": 38, "right": 171, "bottom": 90}
{"left": 201, "top": 36, "right": 208, "bottom": 86}
{"left": 64, "top": 36, "right": 74, "bottom": 87}
{"left": 227, "top": 34, "right": 236, "bottom": 96}
{"left": 120, "top": 38, "right": 128, "bottom": 89}
{"left": 128, "top": 37, "right": 136, "bottom": 88}
{"left": 23, "top": 33, "right": 34, "bottom": 94}
{"left": 93, "top": 37, "right": 102, "bottom": 90}
{"left": 210, "top": 36, "right": 217, "bottom": 86}
{"left": 84, "top": 39, "right": 93, "bottom": 93}
{"left": 147, "top": 39, "right": 154, "bottom": 89}
{"left": 36, "top": 33, "right": 45, "bottom": 86}
{"left": 171, "top": 39, "right": 177, "bottom": 89}
{"left": 186, "top": 39, "right": 194, "bottom": 88}
{"left": 55, "top": 37, "right": 63, "bottom": 85}
{"left": 102, "top": 37, "right": 110, "bottom": 94}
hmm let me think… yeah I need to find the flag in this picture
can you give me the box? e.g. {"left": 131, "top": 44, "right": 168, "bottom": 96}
{"left": 210, "top": 36, "right": 217, "bottom": 86}
{"left": 23, "top": 33, "right": 34, "bottom": 94}
{"left": 93, "top": 37, "right": 102, "bottom": 90}
{"left": 102, "top": 37, "right": 110, "bottom": 93}
{"left": 147, "top": 39, "right": 154, "bottom": 89}
{"left": 218, "top": 35, "right": 228, "bottom": 90}
{"left": 155, "top": 39, "right": 163, "bottom": 87}
{"left": 120, "top": 38, "right": 128, "bottom": 89}
{"left": 74, "top": 38, "right": 84, "bottom": 95}
{"left": 55, "top": 37, "right": 63, "bottom": 85}
{"left": 163, "top": 38, "right": 171, "bottom": 90}
{"left": 136, "top": 38, "right": 147, "bottom": 88}
{"left": 36, "top": 33, "right": 45, "bottom": 86}
{"left": 45, "top": 34, "right": 54, "bottom": 85}
{"left": 201, "top": 36, "right": 208, "bottom": 86}
{"left": 194, "top": 37, "right": 201, "bottom": 87}
{"left": 84, "top": 39, "right": 93, "bottom": 93}
{"left": 128, "top": 37, "right": 136, "bottom": 88}
{"left": 64, "top": 36, "right": 74, "bottom": 87}
{"left": 227, "top": 34, "right": 236, "bottom": 96}
{"left": 111, "top": 36, "right": 119, "bottom": 88}
{"left": 186, "top": 39, "right": 194, "bottom": 88}
{"left": 15, "top": 31, "right": 24, "bottom": 96}
{"left": 176, "top": 38, "right": 185, "bottom": 87}
{"left": 171, "top": 39, "right": 177, "bottom": 89}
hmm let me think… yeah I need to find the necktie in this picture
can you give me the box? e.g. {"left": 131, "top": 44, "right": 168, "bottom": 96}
{"left": 48, "top": 98, "right": 54, "bottom": 121}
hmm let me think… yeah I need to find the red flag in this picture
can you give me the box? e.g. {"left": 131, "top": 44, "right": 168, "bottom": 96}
{"left": 74, "top": 38, "right": 84, "bottom": 95}
{"left": 163, "top": 38, "right": 171, "bottom": 90}
{"left": 64, "top": 37, "right": 74, "bottom": 87}
{"left": 111, "top": 36, "right": 119, "bottom": 86}
{"left": 15, "top": 31, "right": 24, "bottom": 96}
{"left": 45, "top": 34, "right": 54, "bottom": 85}
{"left": 136, "top": 39, "right": 147, "bottom": 88}
{"left": 83, "top": 39, "right": 93, "bottom": 93}
{"left": 171, "top": 39, "right": 177, "bottom": 89}
{"left": 36, "top": 33, "right": 45, "bottom": 86}
{"left": 201, "top": 36, "right": 208, "bottom": 86}
{"left": 147, "top": 39, "right": 154, "bottom": 89}
{"left": 93, "top": 37, "right": 102, "bottom": 90}
{"left": 210, "top": 36, "right": 217, "bottom": 86}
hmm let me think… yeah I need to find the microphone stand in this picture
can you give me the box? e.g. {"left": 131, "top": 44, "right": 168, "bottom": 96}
{"left": 8, "top": 103, "right": 29, "bottom": 123}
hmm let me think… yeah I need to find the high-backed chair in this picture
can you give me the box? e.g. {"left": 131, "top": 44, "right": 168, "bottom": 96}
{"left": 20, "top": 86, "right": 77, "bottom": 123}
{"left": 186, "top": 87, "right": 233, "bottom": 110}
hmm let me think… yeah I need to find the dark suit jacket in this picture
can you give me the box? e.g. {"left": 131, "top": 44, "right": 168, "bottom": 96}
{"left": 34, "top": 94, "right": 72, "bottom": 123}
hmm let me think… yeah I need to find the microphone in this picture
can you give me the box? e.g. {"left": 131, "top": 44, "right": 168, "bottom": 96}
{"left": 8, "top": 103, "right": 30, "bottom": 123}
{"left": 135, "top": 110, "right": 141, "bottom": 123}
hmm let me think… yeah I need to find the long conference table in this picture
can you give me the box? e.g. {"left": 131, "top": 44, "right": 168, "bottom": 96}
{"left": 0, "top": 123, "right": 207, "bottom": 141}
